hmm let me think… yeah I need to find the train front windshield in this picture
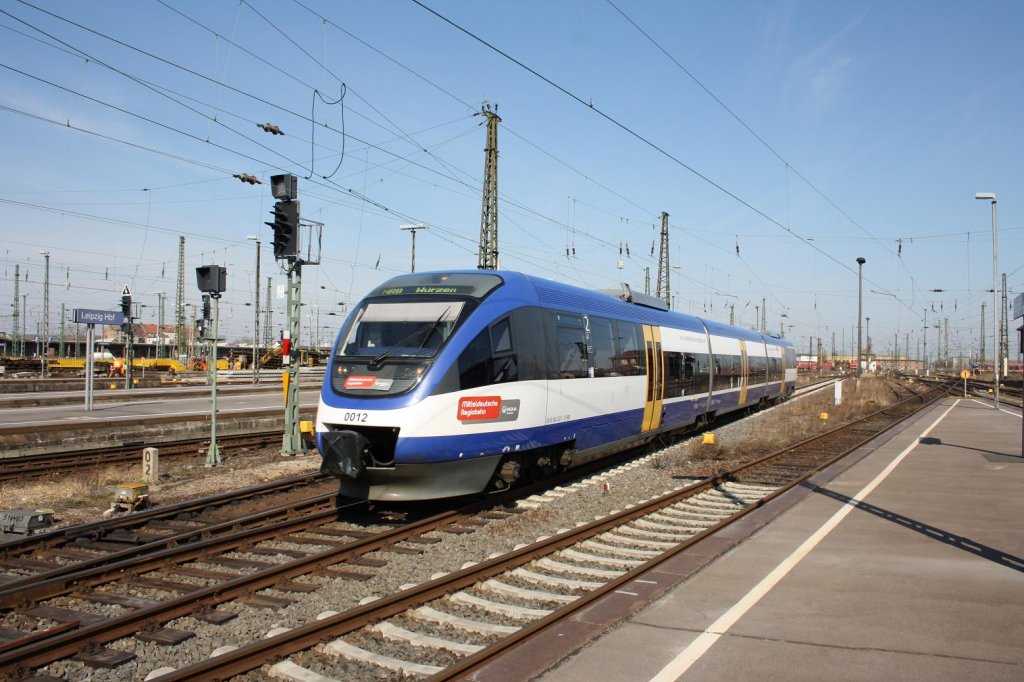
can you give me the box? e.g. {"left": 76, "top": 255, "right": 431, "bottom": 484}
{"left": 331, "top": 300, "right": 466, "bottom": 396}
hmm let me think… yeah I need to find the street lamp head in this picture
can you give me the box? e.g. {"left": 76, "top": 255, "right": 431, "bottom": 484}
{"left": 400, "top": 223, "right": 427, "bottom": 231}
{"left": 246, "top": 235, "right": 259, "bottom": 241}
{"left": 975, "top": 192, "right": 995, "bottom": 201}
{"left": 856, "top": 257, "right": 866, "bottom": 265}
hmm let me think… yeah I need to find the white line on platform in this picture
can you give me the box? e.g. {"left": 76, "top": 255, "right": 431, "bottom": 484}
{"left": 648, "top": 399, "right": 961, "bottom": 682}
{"left": 968, "top": 399, "right": 1022, "bottom": 419}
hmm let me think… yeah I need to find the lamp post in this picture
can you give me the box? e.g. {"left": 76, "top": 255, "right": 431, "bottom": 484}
{"left": 39, "top": 251, "right": 49, "bottom": 377}
{"left": 856, "top": 257, "right": 865, "bottom": 379}
{"left": 246, "top": 235, "right": 261, "bottom": 385}
{"left": 400, "top": 223, "right": 427, "bottom": 273}
{"left": 975, "top": 192, "right": 999, "bottom": 409}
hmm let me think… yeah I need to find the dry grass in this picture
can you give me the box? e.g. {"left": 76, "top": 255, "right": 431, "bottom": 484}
{"left": 0, "top": 465, "right": 126, "bottom": 511}
{"left": 0, "top": 450, "right": 320, "bottom": 527}
{"left": 670, "top": 376, "right": 902, "bottom": 478}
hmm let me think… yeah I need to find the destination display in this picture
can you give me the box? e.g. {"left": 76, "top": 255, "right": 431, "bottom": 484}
{"left": 375, "top": 285, "right": 476, "bottom": 296}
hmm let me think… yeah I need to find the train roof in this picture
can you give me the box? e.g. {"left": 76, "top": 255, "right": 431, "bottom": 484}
{"left": 369, "top": 270, "right": 791, "bottom": 348}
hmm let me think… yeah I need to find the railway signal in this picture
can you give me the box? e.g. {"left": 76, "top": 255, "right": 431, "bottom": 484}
{"left": 197, "top": 265, "right": 227, "bottom": 467}
{"left": 120, "top": 288, "right": 131, "bottom": 320}
{"left": 120, "top": 285, "right": 134, "bottom": 389}
{"left": 267, "top": 200, "right": 300, "bottom": 259}
{"left": 266, "top": 173, "right": 307, "bottom": 455}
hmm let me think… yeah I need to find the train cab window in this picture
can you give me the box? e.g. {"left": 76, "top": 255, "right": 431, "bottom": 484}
{"left": 458, "top": 317, "right": 518, "bottom": 391}
{"left": 555, "top": 313, "right": 587, "bottom": 379}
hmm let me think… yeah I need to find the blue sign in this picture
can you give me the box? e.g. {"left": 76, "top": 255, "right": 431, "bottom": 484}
{"left": 74, "top": 308, "right": 124, "bottom": 325}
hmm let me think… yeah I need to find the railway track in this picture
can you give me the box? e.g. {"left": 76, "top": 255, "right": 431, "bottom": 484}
{"left": 0, "top": 431, "right": 293, "bottom": 482}
{"left": 921, "top": 375, "right": 1023, "bottom": 408}
{"left": 0, "top": 379, "right": 944, "bottom": 680}
{"left": 149, "top": 382, "right": 945, "bottom": 682}
{"left": 0, "top": 472, "right": 332, "bottom": 585}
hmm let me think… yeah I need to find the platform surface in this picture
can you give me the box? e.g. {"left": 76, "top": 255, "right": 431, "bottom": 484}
{"left": 538, "top": 397, "right": 1024, "bottom": 682}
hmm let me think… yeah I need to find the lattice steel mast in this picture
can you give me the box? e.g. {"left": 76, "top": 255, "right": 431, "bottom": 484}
{"left": 655, "top": 211, "right": 670, "bottom": 307}
{"left": 175, "top": 236, "right": 186, "bottom": 358}
{"left": 11, "top": 265, "right": 19, "bottom": 356}
{"left": 477, "top": 103, "right": 501, "bottom": 270}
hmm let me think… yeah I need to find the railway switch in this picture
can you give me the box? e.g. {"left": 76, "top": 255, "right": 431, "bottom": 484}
{"left": 108, "top": 483, "right": 150, "bottom": 515}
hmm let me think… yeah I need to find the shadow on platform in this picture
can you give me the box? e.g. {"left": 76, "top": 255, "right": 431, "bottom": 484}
{"left": 918, "top": 436, "right": 1022, "bottom": 462}
{"left": 807, "top": 483, "right": 1024, "bottom": 575}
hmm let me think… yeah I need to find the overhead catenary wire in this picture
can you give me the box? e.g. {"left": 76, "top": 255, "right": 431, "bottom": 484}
{"left": 409, "top": 0, "right": 927, "bottom": 323}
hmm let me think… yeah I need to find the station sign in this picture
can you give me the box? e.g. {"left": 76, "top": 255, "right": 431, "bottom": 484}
{"left": 73, "top": 308, "right": 125, "bottom": 326}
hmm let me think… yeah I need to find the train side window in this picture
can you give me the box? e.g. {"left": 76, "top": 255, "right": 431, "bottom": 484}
{"left": 589, "top": 317, "right": 617, "bottom": 377}
{"left": 711, "top": 354, "right": 729, "bottom": 392}
{"left": 749, "top": 354, "right": 766, "bottom": 383}
{"left": 663, "top": 351, "right": 683, "bottom": 397}
{"left": 689, "top": 352, "right": 710, "bottom": 394}
{"left": 554, "top": 313, "right": 587, "bottom": 379}
{"left": 511, "top": 307, "right": 547, "bottom": 382}
{"left": 491, "top": 318, "right": 512, "bottom": 354}
{"left": 614, "top": 321, "right": 645, "bottom": 376}
{"left": 458, "top": 317, "right": 518, "bottom": 390}
{"left": 458, "top": 329, "right": 491, "bottom": 390}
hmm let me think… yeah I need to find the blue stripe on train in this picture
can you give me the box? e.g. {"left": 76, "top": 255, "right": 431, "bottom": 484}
{"left": 327, "top": 383, "right": 790, "bottom": 466}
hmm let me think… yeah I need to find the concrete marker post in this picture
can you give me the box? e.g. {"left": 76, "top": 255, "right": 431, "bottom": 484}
{"left": 142, "top": 447, "right": 159, "bottom": 484}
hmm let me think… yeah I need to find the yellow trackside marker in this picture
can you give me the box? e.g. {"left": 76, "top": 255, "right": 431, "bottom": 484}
{"left": 702, "top": 433, "right": 716, "bottom": 445}
{"left": 819, "top": 412, "right": 829, "bottom": 420}
{"left": 283, "top": 371, "right": 290, "bottom": 404}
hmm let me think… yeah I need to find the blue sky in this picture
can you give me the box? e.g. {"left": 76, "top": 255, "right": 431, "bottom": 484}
{"left": 0, "top": 0, "right": 1021, "bottom": 361}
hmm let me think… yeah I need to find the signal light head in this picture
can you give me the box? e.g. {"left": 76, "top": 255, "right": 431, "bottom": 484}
{"left": 266, "top": 200, "right": 300, "bottom": 260}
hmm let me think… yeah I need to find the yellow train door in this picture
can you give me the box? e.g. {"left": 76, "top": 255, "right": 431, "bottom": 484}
{"left": 738, "top": 339, "right": 749, "bottom": 406}
{"left": 641, "top": 325, "right": 665, "bottom": 432}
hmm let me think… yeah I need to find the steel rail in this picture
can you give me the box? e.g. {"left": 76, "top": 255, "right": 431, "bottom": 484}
{"left": 0, "top": 471, "right": 323, "bottom": 556}
{"left": 0, "top": 482, "right": 340, "bottom": 596}
{"left": 0, "top": 430, "right": 286, "bottom": 481}
{"left": 0, "top": 451, "right": 628, "bottom": 675}
{"left": 0, "top": 507, "right": 466, "bottom": 675}
{"left": 148, "top": 384, "right": 947, "bottom": 682}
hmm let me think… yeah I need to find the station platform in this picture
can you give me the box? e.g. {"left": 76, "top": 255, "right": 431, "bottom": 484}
{"left": 533, "top": 397, "right": 1024, "bottom": 682}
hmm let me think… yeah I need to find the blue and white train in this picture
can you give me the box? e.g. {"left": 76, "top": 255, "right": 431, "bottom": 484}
{"left": 316, "top": 270, "right": 797, "bottom": 500}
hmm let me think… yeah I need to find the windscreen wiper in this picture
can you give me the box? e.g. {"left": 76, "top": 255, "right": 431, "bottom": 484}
{"left": 368, "top": 306, "right": 451, "bottom": 370}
